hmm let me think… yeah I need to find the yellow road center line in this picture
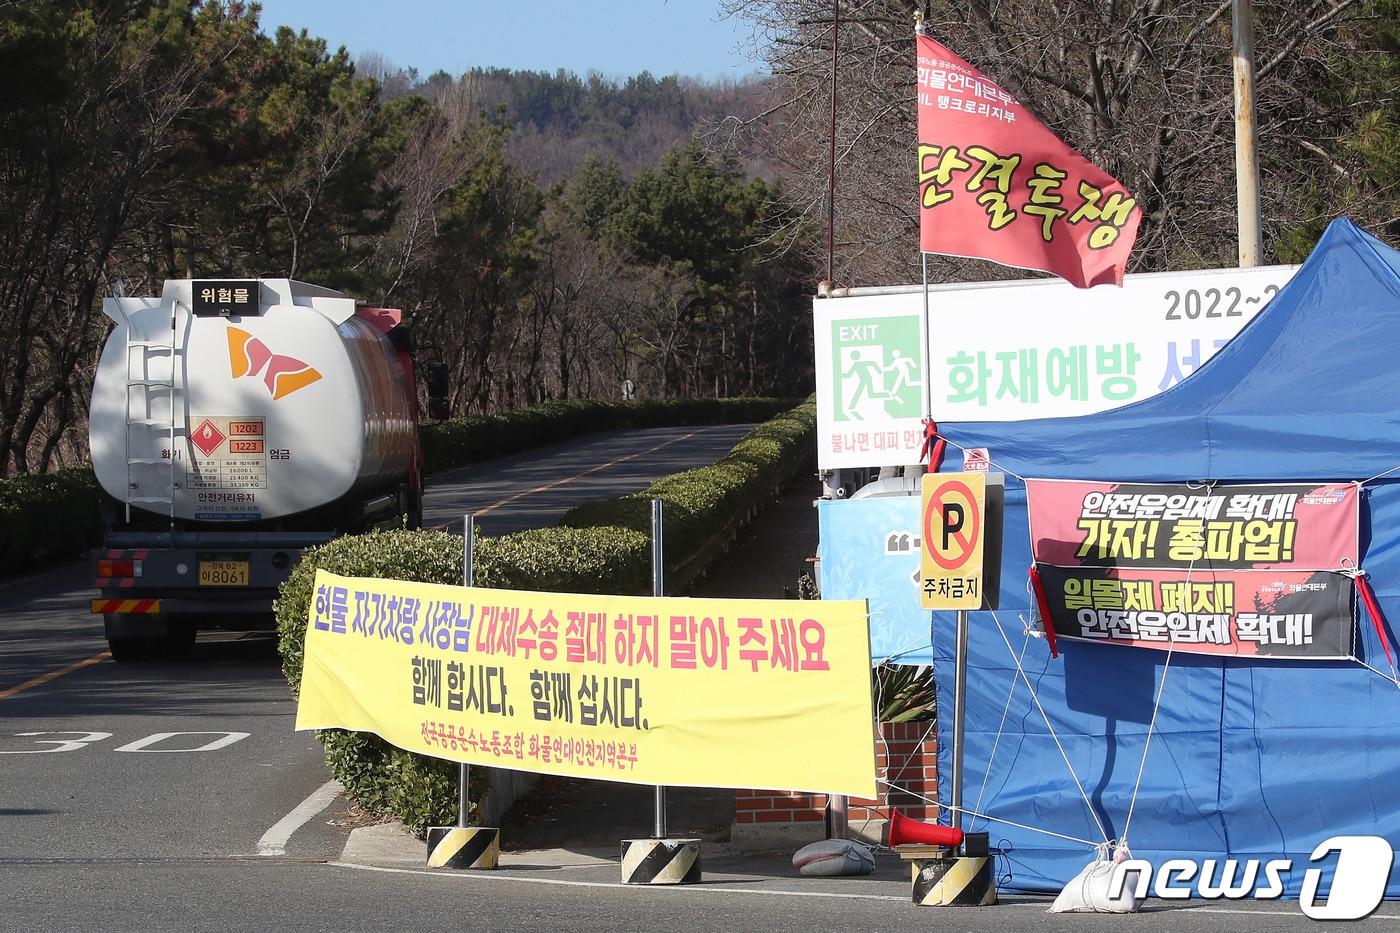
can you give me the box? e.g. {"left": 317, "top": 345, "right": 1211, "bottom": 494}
{"left": 432, "top": 428, "right": 706, "bottom": 526}
{"left": 0, "top": 651, "right": 111, "bottom": 700}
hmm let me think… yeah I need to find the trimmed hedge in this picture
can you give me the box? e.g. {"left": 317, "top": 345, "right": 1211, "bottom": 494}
{"left": 559, "top": 400, "right": 816, "bottom": 555}
{"left": 275, "top": 399, "right": 816, "bottom": 832}
{"left": 272, "top": 526, "right": 649, "bottom": 828}
{"left": 2, "top": 396, "right": 797, "bottom": 573}
{"left": 420, "top": 397, "right": 799, "bottom": 474}
{"left": 0, "top": 468, "right": 103, "bottom": 573}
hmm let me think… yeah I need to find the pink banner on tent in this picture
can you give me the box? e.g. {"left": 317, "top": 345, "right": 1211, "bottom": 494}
{"left": 1026, "top": 480, "right": 1360, "bottom": 659}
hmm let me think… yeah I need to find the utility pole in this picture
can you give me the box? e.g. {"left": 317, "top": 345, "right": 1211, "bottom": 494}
{"left": 1233, "top": 0, "right": 1263, "bottom": 267}
{"left": 826, "top": 0, "right": 839, "bottom": 285}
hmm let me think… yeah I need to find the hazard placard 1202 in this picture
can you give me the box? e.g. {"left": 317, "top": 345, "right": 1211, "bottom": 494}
{"left": 921, "top": 472, "right": 1002, "bottom": 610}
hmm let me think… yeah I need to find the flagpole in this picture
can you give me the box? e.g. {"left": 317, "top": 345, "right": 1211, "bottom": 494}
{"left": 914, "top": 11, "right": 963, "bottom": 837}
{"left": 921, "top": 252, "right": 932, "bottom": 432}
{"left": 915, "top": 13, "right": 933, "bottom": 436}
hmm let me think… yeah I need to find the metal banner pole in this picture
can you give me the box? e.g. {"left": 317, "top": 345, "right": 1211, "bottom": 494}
{"left": 921, "top": 252, "right": 933, "bottom": 432}
{"left": 620, "top": 499, "right": 699, "bottom": 884}
{"left": 459, "top": 513, "right": 474, "bottom": 829}
{"left": 651, "top": 498, "right": 668, "bottom": 839}
{"left": 951, "top": 608, "right": 968, "bottom": 832}
{"left": 426, "top": 511, "right": 500, "bottom": 871}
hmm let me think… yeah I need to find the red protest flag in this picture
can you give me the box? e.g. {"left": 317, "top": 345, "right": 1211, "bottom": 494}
{"left": 916, "top": 34, "right": 1141, "bottom": 288}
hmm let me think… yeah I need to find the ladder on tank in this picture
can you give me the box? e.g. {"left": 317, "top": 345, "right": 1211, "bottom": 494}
{"left": 121, "top": 301, "right": 185, "bottom": 526}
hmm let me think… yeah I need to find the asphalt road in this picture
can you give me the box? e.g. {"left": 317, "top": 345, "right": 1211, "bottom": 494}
{"left": 422, "top": 424, "right": 752, "bottom": 535}
{"left": 2, "top": 855, "right": 1397, "bottom": 933}
{"left": 3, "top": 419, "right": 1390, "bottom": 930}
{"left": 0, "top": 424, "right": 752, "bottom": 931}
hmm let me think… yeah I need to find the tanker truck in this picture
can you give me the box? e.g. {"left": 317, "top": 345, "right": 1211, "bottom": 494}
{"left": 88, "top": 278, "right": 435, "bottom": 661}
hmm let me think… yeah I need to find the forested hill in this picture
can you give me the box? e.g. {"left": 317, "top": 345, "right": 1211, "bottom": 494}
{"left": 0, "top": 3, "right": 810, "bottom": 474}
{"left": 368, "top": 62, "right": 772, "bottom": 183}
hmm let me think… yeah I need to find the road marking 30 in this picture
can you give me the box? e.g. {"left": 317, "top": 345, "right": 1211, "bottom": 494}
{"left": 0, "top": 730, "right": 249, "bottom": 754}
{"left": 113, "top": 731, "right": 250, "bottom": 753}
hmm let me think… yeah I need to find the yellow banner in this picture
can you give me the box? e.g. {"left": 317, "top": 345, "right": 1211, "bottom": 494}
{"left": 296, "top": 570, "right": 877, "bottom": 798}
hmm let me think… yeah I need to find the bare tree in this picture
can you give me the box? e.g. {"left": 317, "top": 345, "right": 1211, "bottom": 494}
{"left": 369, "top": 78, "right": 486, "bottom": 303}
{"left": 718, "top": 0, "right": 1366, "bottom": 286}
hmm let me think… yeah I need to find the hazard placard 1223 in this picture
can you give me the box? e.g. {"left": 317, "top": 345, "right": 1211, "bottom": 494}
{"left": 921, "top": 471, "right": 999, "bottom": 610}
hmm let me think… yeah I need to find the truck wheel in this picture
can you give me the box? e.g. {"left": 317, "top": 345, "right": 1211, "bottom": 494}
{"left": 103, "top": 613, "right": 160, "bottom": 662}
{"left": 107, "top": 636, "right": 149, "bottom": 663}
{"left": 152, "top": 624, "right": 196, "bottom": 660}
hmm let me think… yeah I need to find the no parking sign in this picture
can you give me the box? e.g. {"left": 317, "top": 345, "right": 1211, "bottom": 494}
{"left": 921, "top": 472, "right": 1003, "bottom": 610}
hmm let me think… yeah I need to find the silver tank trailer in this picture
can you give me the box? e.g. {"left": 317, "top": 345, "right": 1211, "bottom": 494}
{"left": 90, "top": 279, "right": 415, "bottom": 523}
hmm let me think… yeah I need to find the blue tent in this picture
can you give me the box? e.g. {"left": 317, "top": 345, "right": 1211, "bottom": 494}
{"left": 923, "top": 219, "right": 1400, "bottom": 896}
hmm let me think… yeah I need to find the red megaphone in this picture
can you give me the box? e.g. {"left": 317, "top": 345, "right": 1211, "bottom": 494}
{"left": 886, "top": 810, "right": 964, "bottom": 848}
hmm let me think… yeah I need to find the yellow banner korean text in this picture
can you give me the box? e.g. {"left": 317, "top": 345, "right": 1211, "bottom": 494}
{"left": 295, "top": 570, "right": 877, "bottom": 798}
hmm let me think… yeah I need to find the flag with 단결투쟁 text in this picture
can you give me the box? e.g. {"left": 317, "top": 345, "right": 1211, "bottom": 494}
{"left": 917, "top": 34, "right": 1140, "bottom": 288}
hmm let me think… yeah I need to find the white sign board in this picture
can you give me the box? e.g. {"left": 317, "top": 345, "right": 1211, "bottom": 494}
{"left": 813, "top": 264, "right": 1298, "bottom": 469}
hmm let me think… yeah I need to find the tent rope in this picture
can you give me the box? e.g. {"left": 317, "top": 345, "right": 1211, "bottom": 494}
{"left": 1339, "top": 566, "right": 1399, "bottom": 677}
{"left": 929, "top": 428, "right": 1400, "bottom": 491}
{"left": 989, "top": 609, "right": 1112, "bottom": 844}
{"left": 970, "top": 629, "right": 1031, "bottom": 830}
{"left": 1119, "top": 641, "right": 1175, "bottom": 849}
{"left": 1117, "top": 541, "right": 1209, "bottom": 849}
{"left": 852, "top": 656, "right": 939, "bottom": 843}
{"left": 1117, "top": 485, "right": 1222, "bottom": 848}
{"left": 1361, "top": 464, "right": 1400, "bottom": 486}
{"left": 878, "top": 779, "right": 1100, "bottom": 848}
{"left": 1354, "top": 655, "right": 1400, "bottom": 689}
{"left": 929, "top": 433, "right": 1029, "bottom": 482}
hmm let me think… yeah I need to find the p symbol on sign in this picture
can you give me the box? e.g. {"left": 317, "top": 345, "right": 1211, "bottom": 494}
{"left": 942, "top": 503, "right": 965, "bottom": 552}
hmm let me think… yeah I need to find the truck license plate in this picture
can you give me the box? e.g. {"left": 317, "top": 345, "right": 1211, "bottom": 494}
{"left": 198, "top": 560, "right": 249, "bottom": 586}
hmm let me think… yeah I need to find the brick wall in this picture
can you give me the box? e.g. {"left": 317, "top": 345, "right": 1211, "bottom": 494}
{"left": 853, "top": 720, "right": 938, "bottom": 821}
{"left": 733, "top": 721, "right": 938, "bottom": 845}
{"left": 734, "top": 791, "right": 828, "bottom": 826}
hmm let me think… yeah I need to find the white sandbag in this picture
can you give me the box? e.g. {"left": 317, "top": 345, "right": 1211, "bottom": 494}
{"left": 792, "top": 839, "right": 876, "bottom": 877}
{"left": 1049, "top": 845, "right": 1144, "bottom": 913}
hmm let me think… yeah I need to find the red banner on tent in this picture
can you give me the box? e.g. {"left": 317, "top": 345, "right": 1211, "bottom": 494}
{"left": 1026, "top": 480, "right": 1360, "bottom": 659}
{"left": 916, "top": 35, "right": 1141, "bottom": 289}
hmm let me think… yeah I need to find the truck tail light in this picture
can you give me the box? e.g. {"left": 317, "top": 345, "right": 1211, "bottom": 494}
{"left": 97, "top": 559, "right": 140, "bottom": 578}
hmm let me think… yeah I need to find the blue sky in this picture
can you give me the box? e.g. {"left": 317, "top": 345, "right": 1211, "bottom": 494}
{"left": 253, "top": 1, "right": 762, "bottom": 81}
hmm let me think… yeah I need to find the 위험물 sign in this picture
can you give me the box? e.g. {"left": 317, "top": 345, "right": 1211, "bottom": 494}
{"left": 296, "top": 571, "right": 877, "bottom": 797}
{"left": 1026, "top": 480, "right": 1360, "bottom": 659}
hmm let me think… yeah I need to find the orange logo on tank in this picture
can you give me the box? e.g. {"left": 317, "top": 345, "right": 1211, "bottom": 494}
{"left": 226, "top": 326, "right": 322, "bottom": 400}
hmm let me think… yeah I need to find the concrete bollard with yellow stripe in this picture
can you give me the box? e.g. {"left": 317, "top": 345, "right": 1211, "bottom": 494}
{"left": 426, "top": 825, "right": 500, "bottom": 870}
{"left": 620, "top": 838, "right": 702, "bottom": 885}
{"left": 911, "top": 854, "right": 997, "bottom": 906}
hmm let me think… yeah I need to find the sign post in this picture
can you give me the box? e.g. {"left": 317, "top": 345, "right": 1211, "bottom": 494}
{"left": 651, "top": 498, "right": 667, "bottom": 840}
{"left": 921, "top": 472, "right": 1003, "bottom": 831}
{"left": 460, "top": 514, "right": 474, "bottom": 829}
{"left": 423, "top": 513, "right": 503, "bottom": 871}
{"left": 620, "top": 497, "right": 704, "bottom": 885}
